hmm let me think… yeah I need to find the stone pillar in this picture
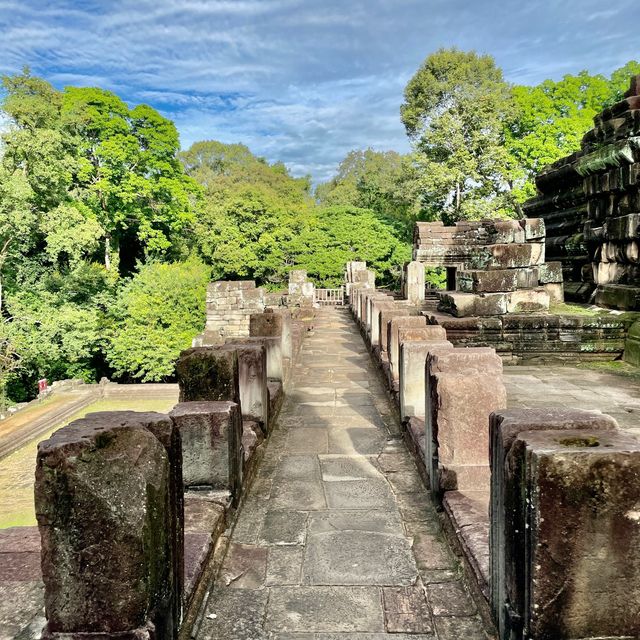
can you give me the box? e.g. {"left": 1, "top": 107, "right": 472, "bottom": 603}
{"left": 426, "top": 348, "right": 506, "bottom": 494}
{"left": 288, "top": 270, "right": 315, "bottom": 306}
{"left": 405, "top": 261, "right": 426, "bottom": 303}
{"left": 370, "top": 299, "right": 396, "bottom": 347}
{"left": 387, "top": 316, "right": 428, "bottom": 380}
{"left": 170, "top": 401, "right": 243, "bottom": 502}
{"left": 399, "top": 335, "right": 452, "bottom": 421}
{"left": 35, "top": 412, "right": 183, "bottom": 639}
{"left": 175, "top": 347, "right": 240, "bottom": 405}
{"left": 365, "top": 293, "right": 392, "bottom": 338}
{"left": 379, "top": 308, "right": 419, "bottom": 354}
{"left": 244, "top": 336, "right": 283, "bottom": 382}
{"left": 250, "top": 310, "right": 292, "bottom": 367}
{"left": 489, "top": 409, "right": 621, "bottom": 640}
{"left": 220, "top": 342, "right": 268, "bottom": 431}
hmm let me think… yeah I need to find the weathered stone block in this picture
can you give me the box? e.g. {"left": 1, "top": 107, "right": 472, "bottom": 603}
{"left": 489, "top": 409, "right": 619, "bottom": 640}
{"left": 537, "top": 261, "right": 563, "bottom": 284}
{"left": 170, "top": 401, "right": 243, "bottom": 498}
{"left": 398, "top": 339, "right": 453, "bottom": 421}
{"left": 542, "top": 282, "right": 564, "bottom": 303}
{"left": 245, "top": 336, "right": 283, "bottom": 381}
{"left": 457, "top": 269, "right": 519, "bottom": 293}
{"left": 595, "top": 283, "right": 640, "bottom": 310}
{"left": 250, "top": 309, "right": 293, "bottom": 365}
{"left": 506, "top": 427, "right": 640, "bottom": 639}
{"left": 426, "top": 349, "right": 506, "bottom": 494}
{"left": 176, "top": 347, "right": 240, "bottom": 405}
{"left": 221, "top": 342, "right": 268, "bottom": 429}
{"left": 379, "top": 308, "right": 418, "bottom": 352}
{"left": 487, "top": 220, "right": 525, "bottom": 244}
{"left": 36, "top": 412, "right": 182, "bottom": 638}
{"left": 519, "top": 218, "right": 545, "bottom": 241}
{"left": 388, "top": 316, "right": 428, "bottom": 380}
{"left": 404, "top": 261, "right": 426, "bottom": 303}
{"left": 370, "top": 299, "right": 397, "bottom": 346}
{"left": 505, "top": 288, "right": 550, "bottom": 313}
{"left": 438, "top": 292, "right": 508, "bottom": 317}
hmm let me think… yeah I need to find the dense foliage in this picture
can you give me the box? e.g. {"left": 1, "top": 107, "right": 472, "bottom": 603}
{"left": 1, "top": 53, "right": 637, "bottom": 403}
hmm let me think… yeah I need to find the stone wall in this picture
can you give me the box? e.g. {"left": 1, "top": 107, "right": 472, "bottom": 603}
{"left": 524, "top": 74, "right": 640, "bottom": 309}
{"left": 413, "top": 219, "right": 563, "bottom": 317}
{"left": 195, "top": 280, "right": 266, "bottom": 345}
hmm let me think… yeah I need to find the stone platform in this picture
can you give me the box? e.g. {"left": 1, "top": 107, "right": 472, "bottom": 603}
{"left": 195, "top": 308, "right": 488, "bottom": 639}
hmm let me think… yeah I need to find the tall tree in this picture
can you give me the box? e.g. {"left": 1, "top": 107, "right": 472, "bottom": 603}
{"left": 62, "top": 88, "right": 201, "bottom": 272}
{"left": 315, "top": 149, "right": 420, "bottom": 230}
{"left": 401, "top": 48, "right": 517, "bottom": 222}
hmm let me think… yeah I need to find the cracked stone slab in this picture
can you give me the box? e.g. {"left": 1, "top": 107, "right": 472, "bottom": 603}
{"left": 303, "top": 529, "right": 417, "bottom": 586}
{"left": 267, "top": 546, "right": 304, "bottom": 585}
{"left": 199, "top": 587, "right": 269, "bottom": 639}
{"left": 270, "top": 478, "right": 327, "bottom": 510}
{"left": 308, "top": 509, "right": 403, "bottom": 536}
{"left": 383, "top": 585, "right": 433, "bottom": 634}
{"left": 323, "top": 478, "right": 396, "bottom": 510}
{"left": 220, "top": 542, "right": 268, "bottom": 589}
{"left": 259, "top": 510, "right": 308, "bottom": 545}
{"left": 327, "top": 428, "right": 388, "bottom": 454}
{"left": 266, "top": 586, "right": 385, "bottom": 633}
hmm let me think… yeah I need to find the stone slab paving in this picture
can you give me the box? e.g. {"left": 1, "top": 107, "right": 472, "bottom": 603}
{"left": 196, "top": 308, "right": 489, "bottom": 639}
{"left": 504, "top": 365, "right": 640, "bottom": 436}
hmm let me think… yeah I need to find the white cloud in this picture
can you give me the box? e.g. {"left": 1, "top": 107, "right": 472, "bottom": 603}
{"left": 0, "top": 0, "right": 638, "bottom": 182}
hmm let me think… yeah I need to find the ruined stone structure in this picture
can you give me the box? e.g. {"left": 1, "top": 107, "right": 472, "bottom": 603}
{"left": 287, "top": 269, "right": 315, "bottom": 306}
{"left": 194, "top": 280, "right": 265, "bottom": 346}
{"left": 6, "top": 251, "right": 640, "bottom": 640}
{"left": 414, "top": 218, "right": 563, "bottom": 317}
{"left": 350, "top": 264, "right": 640, "bottom": 640}
{"left": 524, "top": 74, "right": 640, "bottom": 309}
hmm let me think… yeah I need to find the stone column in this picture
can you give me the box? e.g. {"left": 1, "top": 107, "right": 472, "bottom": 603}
{"left": 387, "top": 316, "right": 428, "bottom": 381}
{"left": 405, "top": 261, "right": 426, "bottom": 303}
{"left": 370, "top": 299, "right": 396, "bottom": 348}
{"left": 249, "top": 311, "right": 291, "bottom": 377}
{"left": 425, "top": 348, "right": 506, "bottom": 494}
{"left": 398, "top": 328, "right": 451, "bottom": 421}
{"left": 170, "top": 401, "right": 243, "bottom": 502}
{"left": 245, "top": 336, "right": 283, "bottom": 382}
{"left": 489, "top": 409, "right": 621, "bottom": 640}
{"left": 35, "top": 412, "right": 183, "bottom": 639}
{"left": 222, "top": 342, "right": 268, "bottom": 431}
{"left": 175, "top": 347, "right": 240, "bottom": 405}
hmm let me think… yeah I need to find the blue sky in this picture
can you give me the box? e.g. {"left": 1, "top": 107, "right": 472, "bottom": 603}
{"left": 0, "top": 0, "right": 638, "bottom": 183}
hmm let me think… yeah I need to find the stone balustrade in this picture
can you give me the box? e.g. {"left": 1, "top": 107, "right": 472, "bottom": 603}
{"left": 347, "top": 262, "right": 640, "bottom": 640}
{"left": 28, "top": 291, "right": 313, "bottom": 640}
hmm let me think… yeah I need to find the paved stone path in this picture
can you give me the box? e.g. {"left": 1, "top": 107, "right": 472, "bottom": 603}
{"left": 197, "top": 308, "right": 488, "bottom": 639}
{"left": 504, "top": 365, "right": 640, "bottom": 437}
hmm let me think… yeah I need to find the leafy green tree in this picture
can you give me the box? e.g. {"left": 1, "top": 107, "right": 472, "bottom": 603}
{"left": 401, "top": 48, "right": 517, "bottom": 222}
{"left": 315, "top": 149, "right": 421, "bottom": 231}
{"left": 106, "top": 259, "right": 210, "bottom": 381}
{"left": 506, "top": 61, "right": 640, "bottom": 200}
{"left": 293, "top": 206, "right": 411, "bottom": 287}
{"left": 62, "top": 88, "right": 201, "bottom": 272}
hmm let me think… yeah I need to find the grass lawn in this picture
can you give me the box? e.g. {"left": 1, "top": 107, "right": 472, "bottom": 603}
{"left": 0, "top": 395, "right": 178, "bottom": 529}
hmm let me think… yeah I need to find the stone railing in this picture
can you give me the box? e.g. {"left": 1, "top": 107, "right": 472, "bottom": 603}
{"left": 20, "top": 285, "right": 314, "bottom": 640}
{"left": 348, "top": 264, "right": 640, "bottom": 640}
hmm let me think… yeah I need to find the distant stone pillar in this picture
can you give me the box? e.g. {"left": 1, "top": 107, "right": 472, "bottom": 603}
{"left": 426, "top": 348, "right": 506, "bottom": 494}
{"left": 35, "top": 412, "right": 183, "bottom": 639}
{"left": 250, "top": 310, "right": 292, "bottom": 365}
{"left": 405, "top": 261, "right": 425, "bottom": 303}
{"left": 398, "top": 328, "right": 451, "bottom": 421}
{"left": 489, "top": 409, "right": 639, "bottom": 640}
{"left": 288, "top": 270, "right": 315, "bottom": 306}
{"left": 170, "top": 401, "right": 243, "bottom": 501}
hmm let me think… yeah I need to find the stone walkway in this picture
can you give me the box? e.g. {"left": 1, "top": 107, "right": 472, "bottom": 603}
{"left": 196, "top": 308, "right": 488, "bottom": 639}
{"left": 504, "top": 365, "right": 640, "bottom": 436}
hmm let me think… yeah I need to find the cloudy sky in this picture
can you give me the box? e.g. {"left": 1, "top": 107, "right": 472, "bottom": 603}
{"left": 0, "top": 0, "right": 638, "bottom": 183}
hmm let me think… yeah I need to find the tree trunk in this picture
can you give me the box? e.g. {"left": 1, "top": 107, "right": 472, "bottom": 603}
{"left": 104, "top": 234, "right": 111, "bottom": 271}
{"left": 455, "top": 183, "right": 461, "bottom": 212}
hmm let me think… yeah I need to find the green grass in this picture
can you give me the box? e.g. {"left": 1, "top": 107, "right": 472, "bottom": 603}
{"left": 577, "top": 360, "right": 640, "bottom": 381}
{"left": 0, "top": 394, "right": 178, "bottom": 529}
{"left": 549, "top": 302, "right": 603, "bottom": 316}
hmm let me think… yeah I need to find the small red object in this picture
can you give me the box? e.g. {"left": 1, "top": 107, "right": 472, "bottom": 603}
{"left": 38, "top": 379, "right": 48, "bottom": 393}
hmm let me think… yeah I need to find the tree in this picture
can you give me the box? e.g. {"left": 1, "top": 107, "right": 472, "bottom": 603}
{"left": 62, "top": 88, "right": 202, "bottom": 272}
{"left": 106, "top": 259, "right": 210, "bottom": 381}
{"left": 506, "top": 61, "right": 640, "bottom": 200}
{"left": 401, "top": 48, "right": 517, "bottom": 222}
{"left": 315, "top": 149, "right": 421, "bottom": 231}
{"left": 293, "top": 206, "right": 411, "bottom": 287}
